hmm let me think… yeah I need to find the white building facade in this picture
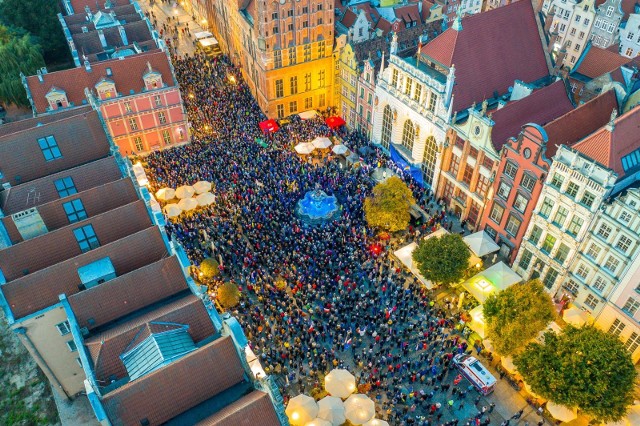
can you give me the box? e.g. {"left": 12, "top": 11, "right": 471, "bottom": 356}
{"left": 544, "top": 0, "right": 597, "bottom": 68}
{"left": 619, "top": 13, "right": 640, "bottom": 58}
{"left": 590, "top": 0, "right": 625, "bottom": 48}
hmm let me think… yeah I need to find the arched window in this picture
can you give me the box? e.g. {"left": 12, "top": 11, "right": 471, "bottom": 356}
{"left": 422, "top": 136, "right": 438, "bottom": 187}
{"left": 401, "top": 120, "right": 415, "bottom": 152}
{"left": 381, "top": 105, "right": 393, "bottom": 149}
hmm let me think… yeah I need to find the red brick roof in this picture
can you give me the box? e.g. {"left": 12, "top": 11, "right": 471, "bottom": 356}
{"left": 101, "top": 336, "right": 245, "bottom": 426}
{"left": 68, "top": 256, "right": 189, "bottom": 331}
{"left": 194, "top": 391, "right": 281, "bottom": 426}
{"left": 0, "top": 109, "right": 111, "bottom": 186}
{"left": 375, "top": 17, "right": 393, "bottom": 35}
{"left": 395, "top": 4, "right": 421, "bottom": 24}
{"left": 68, "top": 0, "right": 132, "bottom": 13}
{"left": 3, "top": 227, "right": 168, "bottom": 320}
{"left": 572, "top": 104, "right": 640, "bottom": 176}
{"left": 573, "top": 45, "right": 631, "bottom": 79}
{"left": 84, "top": 294, "right": 216, "bottom": 385}
{"left": 341, "top": 8, "right": 358, "bottom": 28}
{"left": 490, "top": 81, "right": 574, "bottom": 151}
{"left": 420, "top": 0, "right": 549, "bottom": 112}
{"left": 543, "top": 89, "right": 618, "bottom": 158}
{"left": 26, "top": 50, "right": 175, "bottom": 114}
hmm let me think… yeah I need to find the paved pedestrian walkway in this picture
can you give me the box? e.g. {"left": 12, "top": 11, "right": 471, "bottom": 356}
{"left": 138, "top": 0, "right": 203, "bottom": 56}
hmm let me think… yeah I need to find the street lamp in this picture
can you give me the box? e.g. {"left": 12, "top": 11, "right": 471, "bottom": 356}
{"left": 228, "top": 75, "right": 236, "bottom": 84}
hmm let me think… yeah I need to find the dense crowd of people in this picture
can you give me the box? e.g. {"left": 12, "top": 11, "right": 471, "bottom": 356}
{"left": 140, "top": 53, "right": 515, "bottom": 426}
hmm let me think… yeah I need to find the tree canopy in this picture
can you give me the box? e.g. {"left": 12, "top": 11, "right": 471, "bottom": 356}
{"left": 199, "top": 257, "right": 219, "bottom": 280}
{"left": 0, "top": 28, "right": 45, "bottom": 107}
{"left": 483, "top": 279, "right": 555, "bottom": 356}
{"left": 514, "top": 325, "right": 636, "bottom": 422}
{"left": 412, "top": 233, "right": 470, "bottom": 286}
{"left": 364, "top": 176, "right": 415, "bottom": 232}
{"left": 217, "top": 282, "right": 240, "bottom": 309}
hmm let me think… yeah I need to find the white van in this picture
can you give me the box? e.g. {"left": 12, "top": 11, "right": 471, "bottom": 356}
{"left": 453, "top": 354, "right": 497, "bottom": 395}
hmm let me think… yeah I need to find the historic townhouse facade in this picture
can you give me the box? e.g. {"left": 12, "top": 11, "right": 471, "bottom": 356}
{"left": 544, "top": 0, "right": 597, "bottom": 68}
{"left": 338, "top": 42, "right": 359, "bottom": 128}
{"left": 619, "top": 13, "right": 640, "bottom": 57}
{"left": 590, "top": 0, "right": 625, "bottom": 48}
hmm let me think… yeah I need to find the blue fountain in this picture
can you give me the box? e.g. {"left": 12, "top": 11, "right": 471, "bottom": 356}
{"left": 296, "top": 185, "right": 341, "bottom": 226}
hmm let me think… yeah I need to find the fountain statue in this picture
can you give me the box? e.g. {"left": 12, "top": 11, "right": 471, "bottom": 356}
{"left": 296, "top": 184, "right": 341, "bottom": 226}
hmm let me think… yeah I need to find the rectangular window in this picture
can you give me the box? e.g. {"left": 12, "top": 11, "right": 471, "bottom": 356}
{"left": 56, "top": 321, "right": 71, "bottom": 336}
{"left": 405, "top": 77, "right": 413, "bottom": 96}
{"left": 287, "top": 9, "right": 293, "bottom": 17}
{"left": 124, "top": 101, "right": 132, "bottom": 112}
{"left": 564, "top": 279, "right": 580, "bottom": 295}
{"left": 275, "top": 79, "right": 284, "bottom": 98}
{"left": 162, "top": 130, "right": 171, "bottom": 144}
{"left": 289, "top": 101, "right": 297, "bottom": 114}
{"left": 368, "top": 93, "right": 373, "bottom": 105}
{"left": 272, "top": 12, "right": 278, "bottom": 20}
{"left": 318, "top": 40, "right": 326, "bottom": 58}
{"left": 593, "top": 276, "right": 606, "bottom": 292}
{"left": 623, "top": 297, "right": 640, "bottom": 315}
{"left": 504, "top": 162, "right": 518, "bottom": 179}
{"left": 529, "top": 225, "right": 543, "bottom": 245}
{"left": 616, "top": 235, "right": 633, "bottom": 253}
{"left": 274, "top": 50, "right": 282, "bottom": 68}
{"left": 550, "top": 173, "right": 564, "bottom": 189}
{"left": 619, "top": 211, "right": 632, "bottom": 223}
{"left": 290, "top": 76, "right": 298, "bottom": 95}
{"left": 519, "top": 249, "right": 533, "bottom": 269}
{"left": 584, "top": 294, "right": 598, "bottom": 309}
{"left": 489, "top": 203, "right": 505, "bottom": 224}
{"left": 304, "top": 44, "right": 311, "bottom": 62}
{"left": 497, "top": 181, "right": 511, "bottom": 200}
{"left": 586, "top": 243, "right": 601, "bottom": 260}
{"left": 476, "top": 175, "right": 490, "bottom": 195}
{"left": 604, "top": 256, "right": 620, "bottom": 274}
{"left": 391, "top": 68, "right": 398, "bottom": 86}
{"left": 157, "top": 112, "right": 166, "bottom": 124}
{"left": 288, "top": 47, "right": 296, "bottom": 65}
{"left": 63, "top": 199, "right": 87, "bottom": 224}
{"left": 513, "top": 193, "right": 528, "bottom": 213}
{"left": 318, "top": 93, "right": 325, "bottom": 107}
{"left": 566, "top": 182, "right": 580, "bottom": 198}
{"left": 54, "top": 176, "right": 77, "bottom": 198}
{"left": 38, "top": 135, "right": 62, "bottom": 161}
{"left": 520, "top": 174, "right": 536, "bottom": 192}
{"left": 505, "top": 215, "right": 522, "bottom": 237}
{"left": 154, "top": 95, "right": 162, "bottom": 107}
{"left": 624, "top": 333, "right": 640, "bottom": 353}
{"left": 540, "top": 197, "right": 554, "bottom": 218}
{"left": 277, "top": 104, "right": 285, "bottom": 119}
{"left": 413, "top": 84, "right": 422, "bottom": 102}
{"left": 304, "top": 97, "right": 312, "bottom": 109}
{"left": 319, "top": 70, "right": 325, "bottom": 87}
{"left": 128, "top": 118, "right": 138, "bottom": 131}
{"left": 541, "top": 234, "right": 557, "bottom": 254}
{"left": 543, "top": 268, "right": 559, "bottom": 289}
{"left": 553, "top": 206, "right": 569, "bottom": 227}
{"left": 462, "top": 165, "right": 473, "bottom": 185}
{"left": 597, "top": 223, "right": 612, "bottom": 239}
{"left": 450, "top": 154, "right": 461, "bottom": 176}
{"left": 427, "top": 92, "right": 438, "bottom": 112}
{"left": 67, "top": 340, "right": 78, "bottom": 352}
{"left": 73, "top": 224, "right": 100, "bottom": 253}
{"left": 134, "top": 136, "right": 143, "bottom": 151}
{"left": 483, "top": 156, "right": 494, "bottom": 170}
{"left": 609, "top": 319, "right": 626, "bottom": 336}
{"left": 581, "top": 191, "right": 596, "bottom": 208}
{"left": 555, "top": 243, "right": 570, "bottom": 263}
{"left": 567, "top": 215, "right": 584, "bottom": 236}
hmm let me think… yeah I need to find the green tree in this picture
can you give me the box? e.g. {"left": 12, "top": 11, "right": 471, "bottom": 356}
{"left": 483, "top": 279, "right": 555, "bottom": 356}
{"left": 364, "top": 176, "right": 416, "bottom": 232}
{"left": 514, "top": 325, "right": 636, "bottom": 422}
{"left": 199, "top": 257, "right": 219, "bottom": 279}
{"left": 217, "top": 282, "right": 240, "bottom": 309}
{"left": 412, "top": 233, "right": 470, "bottom": 286}
{"left": 0, "top": 30, "right": 45, "bottom": 106}
{"left": 0, "top": 0, "right": 70, "bottom": 64}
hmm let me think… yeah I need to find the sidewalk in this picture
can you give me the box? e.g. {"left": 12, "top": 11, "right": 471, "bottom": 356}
{"left": 137, "top": 0, "right": 204, "bottom": 56}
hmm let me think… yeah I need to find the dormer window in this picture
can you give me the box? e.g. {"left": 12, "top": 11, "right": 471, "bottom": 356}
{"left": 95, "top": 78, "right": 116, "bottom": 100}
{"left": 45, "top": 87, "right": 69, "bottom": 111}
{"left": 143, "top": 72, "right": 163, "bottom": 91}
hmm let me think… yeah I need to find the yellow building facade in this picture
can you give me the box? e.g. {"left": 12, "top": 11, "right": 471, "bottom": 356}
{"left": 337, "top": 42, "right": 359, "bottom": 128}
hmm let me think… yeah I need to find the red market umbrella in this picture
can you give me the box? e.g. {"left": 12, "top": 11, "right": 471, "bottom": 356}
{"left": 325, "top": 116, "right": 346, "bottom": 129}
{"left": 259, "top": 119, "right": 280, "bottom": 133}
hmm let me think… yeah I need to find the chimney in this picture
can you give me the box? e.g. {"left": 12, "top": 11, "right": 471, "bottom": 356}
{"left": 98, "top": 30, "right": 107, "bottom": 48}
{"left": 84, "top": 59, "right": 92, "bottom": 72}
{"left": 37, "top": 69, "right": 43, "bottom": 83}
{"left": 118, "top": 25, "right": 128, "bottom": 45}
{"left": 605, "top": 108, "right": 618, "bottom": 132}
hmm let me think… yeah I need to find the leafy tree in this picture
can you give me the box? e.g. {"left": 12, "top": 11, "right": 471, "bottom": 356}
{"left": 0, "top": 0, "right": 70, "bottom": 64}
{"left": 0, "top": 29, "right": 45, "bottom": 106}
{"left": 217, "top": 282, "right": 240, "bottom": 309}
{"left": 364, "top": 176, "right": 416, "bottom": 232}
{"left": 483, "top": 279, "right": 555, "bottom": 356}
{"left": 412, "top": 233, "right": 470, "bottom": 286}
{"left": 514, "top": 325, "right": 636, "bottom": 422}
{"left": 199, "top": 257, "right": 219, "bottom": 279}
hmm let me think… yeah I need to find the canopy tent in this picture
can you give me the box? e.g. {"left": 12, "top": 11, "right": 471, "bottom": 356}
{"left": 177, "top": 197, "right": 198, "bottom": 211}
{"left": 193, "top": 180, "right": 212, "bottom": 194}
{"left": 163, "top": 203, "right": 182, "bottom": 218}
{"left": 461, "top": 261, "right": 523, "bottom": 303}
{"left": 295, "top": 142, "right": 316, "bottom": 155}
{"left": 562, "top": 306, "right": 590, "bottom": 326}
{"left": 311, "top": 137, "right": 333, "bottom": 149}
{"left": 345, "top": 152, "right": 361, "bottom": 166}
{"left": 305, "top": 419, "right": 332, "bottom": 426}
{"left": 317, "top": 396, "right": 346, "bottom": 426}
{"left": 194, "top": 31, "right": 213, "bottom": 40}
{"left": 464, "top": 231, "right": 500, "bottom": 257}
{"left": 393, "top": 228, "right": 449, "bottom": 290}
{"left": 324, "top": 369, "right": 356, "bottom": 399}
{"left": 286, "top": 394, "right": 318, "bottom": 425}
{"left": 325, "top": 116, "right": 346, "bottom": 128}
{"left": 332, "top": 144, "right": 348, "bottom": 155}
{"left": 196, "top": 192, "right": 216, "bottom": 206}
{"left": 298, "top": 110, "right": 318, "bottom": 120}
{"left": 501, "top": 356, "right": 517, "bottom": 374}
{"left": 155, "top": 187, "right": 175, "bottom": 201}
{"left": 546, "top": 402, "right": 577, "bottom": 423}
{"left": 357, "top": 146, "right": 374, "bottom": 156}
{"left": 371, "top": 167, "right": 397, "bottom": 183}
{"left": 467, "top": 305, "right": 487, "bottom": 338}
{"left": 259, "top": 119, "right": 280, "bottom": 133}
{"left": 364, "top": 420, "right": 390, "bottom": 426}
{"left": 131, "top": 162, "right": 149, "bottom": 187}
{"left": 343, "top": 394, "right": 375, "bottom": 425}
{"left": 175, "top": 185, "right": 195, "bottom": 199}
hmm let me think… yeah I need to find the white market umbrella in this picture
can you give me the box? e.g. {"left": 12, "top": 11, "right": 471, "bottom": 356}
{"left": 325, "top": 369, "right": 356, "bottom": 399}
{"left": 332, "top": 144, "right": 348, "bottom": 155}
{"left": 317, "top": 396, "right": 346, "bottom": 426}
{"left": 177, "top": 197, "right": 198, "bottom": 211}
{"left": 175, "top": 185, "right": 196, "bottom": 199}
{"left": 312, "top": 136, "right": 333, "bottom": 149}
{"left": 163, "top": 203, "right": 182, "bottom": 218}
{"left": 463, "top": 231, "right": 500, "bottom": 257}
{"left": 344, "top": 394, "right": 375, "bottom": 425}
{"left": 155, "top": 187, "right": 175, "bottom": 201}
{"left": 193, "top": 180, "right": 212, "bottom": 194}
{"left": 563, "top": 306, "right": 589, "bottom": 326}
{"left": 196, "top": 191, "right": 216, "bottom": 206}
{"left": 364, "top": 420, "right": 390, "bottom": 426}
{"left": 501, "top": 356, "right": 517, "bottom": 374}
{"left": 295, "top": 142, "right": 316, "bottom": 155}
{"left": 305, "top": 419, "right": 332, "bottom": 426}
{"left": 546, "top": 402, "right": 577, "bottom": 422}
{"left": 286, "top": 394, "right": 318, "bottom": 426}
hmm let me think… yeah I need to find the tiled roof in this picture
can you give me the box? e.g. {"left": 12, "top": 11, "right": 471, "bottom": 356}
{"left": 355, "top": 2, "right": 381, "bottom": 23}
{"left": 72, "top": 21, "right": 153, "bottom": 58}
{"left": 375, "top": 17, "right": 393, "bottom": 35}
{"left": 2, "top": 226, "right": 168, "bottom": 320}
{"left": 341, "top": 8, "right": 358, "bottom": 28}
{"left": 421, "top": 0, "right": 435, "bottom": 21}
{"left": 572, "top": 104, "right": 640, "bottom": 176}
{"left": 0, "top": 105, "right": 93, "bottom": 137}
{"left": 543, "top": 89, "right": 618, "bottom": 158}
{"left": 573, "top": 45, "right": 631, "bottom": 79}
{"left": 68, "top": 256, "right": 189, "bottom": 331}
{"left": 64, "top": 4, "right": 139, "bottom": 27}
{"left": 84, "top": 293, "right": 216, "bottom": 385}
{"left": 489, "top": 81, "right": 574, "bottom": 151}
{"left": 1, "top": 178, "right": 138, "bottom": 244}
{"left": 394, "top": 4, "right": 421, "bottom": 24}
{"left": 420, "top": 0, "right": 549, "bottom": 112}
{"left": 26, "top": 50, "right": 174, "bottom": 114}
{"left": 68, "top": 0, "right": 133, "bottom": 13}
{"left": 101, "top": 336, "right": 245, "bottom": 426}
{"left": 0, "top": 109, "right": 111, "bottom": 186}
{"left": 0, "top": 156, "right": 122, "bottom": 216}
{"left": 194, "top": 391, "right": 281, "bottom": 426}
